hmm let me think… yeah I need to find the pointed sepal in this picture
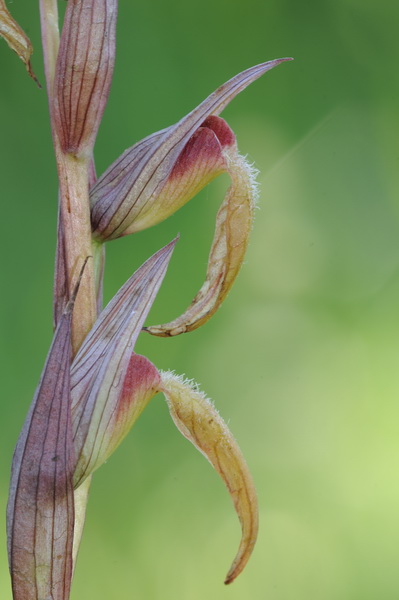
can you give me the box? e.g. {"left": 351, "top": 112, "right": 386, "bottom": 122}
{"left": 160, "top": 371, "right": 259, "bottom": 584}
{"left": 7, "top": 304, "right": 75, "bottom": 600}
{"left": 71, "top": 240, "right": 176, "bottom": 487}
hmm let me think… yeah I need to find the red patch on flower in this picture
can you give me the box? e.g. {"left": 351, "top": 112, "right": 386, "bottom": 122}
{"left": 119, "top": 354, "right": 160, "bottom": 413}
{"left": 169, "top": 116, "right": 235, "bottom": 180}
{"left": 169, "top": 128, "right": 218, "bottom": 179}
{"left": 202, "top": 115, "right": 236, "bottom": 148}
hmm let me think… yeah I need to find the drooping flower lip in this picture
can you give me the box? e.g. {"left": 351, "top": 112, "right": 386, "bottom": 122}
{"left": 90, "top": 58, "right": 293, "bottom": 241}
{"left": 143, "top": 113, "right": 257, "bottom": 336}
{"left": 160, "top": 372, "right": 259, "bottom": 584}
{"left": 89, "top": 60, "right": 293, "bottom": 336}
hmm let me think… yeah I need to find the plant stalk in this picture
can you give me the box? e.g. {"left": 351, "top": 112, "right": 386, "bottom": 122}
{"left": 39, "top": 0, "right": 98, "bottom": 571}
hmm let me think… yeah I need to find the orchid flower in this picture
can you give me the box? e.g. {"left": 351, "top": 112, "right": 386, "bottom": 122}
{"left": 91, "top": 59, "right": 292, "bottom": 335}
{"left": 7, "top": 240, "right": 258, "bottom": 597}
{"left": 66, "top": 240, "right": 258, "bottom": 585}
{"left": 69, "top": 242, "right": 258, "bottom": 586}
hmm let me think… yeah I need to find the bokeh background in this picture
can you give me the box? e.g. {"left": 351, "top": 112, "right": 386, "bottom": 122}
{"left": 1, "top": 0, "right": 399, "bottom": 598}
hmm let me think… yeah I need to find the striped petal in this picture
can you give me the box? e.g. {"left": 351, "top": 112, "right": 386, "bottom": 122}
{"left": 71, "top": 239, "right": 175, "bottom": 487}
{"left": 120, "top": 116, "right": 230, "bottom": 234}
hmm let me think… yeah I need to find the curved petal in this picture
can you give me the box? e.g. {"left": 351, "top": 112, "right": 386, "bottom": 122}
{"left": 160, "top": 371, "right": 259, "bottom": 584}
{"left": 146, "top": 139, "right": 256, "bottom": 336}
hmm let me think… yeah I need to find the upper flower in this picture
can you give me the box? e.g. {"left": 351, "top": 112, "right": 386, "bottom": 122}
{"left": 90, "top": 59, "right": 290, "bottom": 240}
{"left": 90, "top": 59, "right": 292, "bottom": 335}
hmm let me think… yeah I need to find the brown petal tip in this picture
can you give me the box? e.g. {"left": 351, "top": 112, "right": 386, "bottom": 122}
{"left": 0, "top": 0, "right": 40, "bottom": 85}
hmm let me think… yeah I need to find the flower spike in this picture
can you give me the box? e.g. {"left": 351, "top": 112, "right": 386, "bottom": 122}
{"left": 160, "top": 371, "right": 259, "bottom": 584}
{"left": 71, "top": 239, "right": 176, "bottom": 487}
{"left": 5, "top": 0, "right": 292, "bottom": 587}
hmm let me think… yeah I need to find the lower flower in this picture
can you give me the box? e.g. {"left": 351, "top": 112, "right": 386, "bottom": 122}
{"left": 70, "top": 242, "right": 259, "bottom": 584}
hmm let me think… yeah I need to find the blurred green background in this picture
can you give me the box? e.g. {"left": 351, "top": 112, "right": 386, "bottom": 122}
{"left": 1, "top": 0, "right": 399, "bottom": 598}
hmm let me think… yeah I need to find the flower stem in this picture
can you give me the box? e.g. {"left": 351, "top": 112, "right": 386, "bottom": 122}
{"left": 54, "top": 150, "right": 97, "bottom": 353}
{"left": 40, "top": 0, "right": 98, "bottom": 354}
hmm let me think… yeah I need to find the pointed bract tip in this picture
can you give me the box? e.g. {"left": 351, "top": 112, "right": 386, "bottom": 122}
{"left": 137, "top": 235, "right": 178, "bottom": 272}
{"left": 149, "top": 235, "right": 179, "bottom": 268}
{"left": 256, "top": 57, "right": 294, "bottom": 72}
{"left": 167, "top": 234, "right": 180, "bottom": 247}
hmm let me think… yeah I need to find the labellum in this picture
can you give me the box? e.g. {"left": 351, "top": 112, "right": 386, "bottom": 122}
{"left": 160, "top": 371, "right": 259, "bottom": 584}
{"left": 145, "top": 115, "right": 258, "bottom": 335}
